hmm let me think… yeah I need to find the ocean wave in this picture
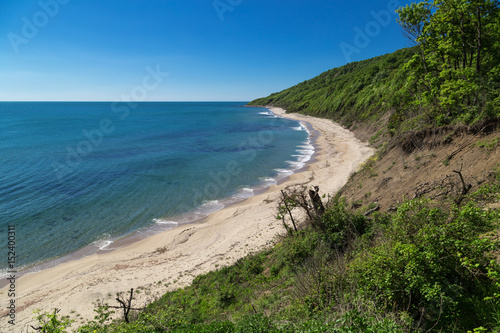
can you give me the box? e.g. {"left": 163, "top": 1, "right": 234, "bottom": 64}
{"left": 153, "top": 219, "right": 179, "bottom": 226}
{"left": 259, "top": 177, "right": 277, "bottom": 186}
{"left": 291, "top": 123, "right": 308, "bottom": 131}
{"left": 224, "top": 187, "right": 255, "bottom": 205}
{"left": 259, "top": 110, "right": 281, "bottom": 118}
{"left": 274, "top": 168, "right": 294, "bottom": 177}
{"left": 93, "top": 238, "right": 113, "bottom": 250}
{"left": 297, "top": 140, "right": 315, "bottom": 156}
{"left": 286, "top": 160, "right": 306, "bottom": 169}
{"left": 234, "top": 187, "right": 254, "bottom": 199}
{"left": 297, "top": 149, "right": 314, "bottom": 155}
{"left": 298, "top": 143, "right": 314, "bottom": 150}
{"left": 291, "top": 138, "right": 314, "bottom": 166}
{"left": 292, "top": 154, "right": 312, "bottom": 163}
{"left": 194, "top": 200, "right": 225, "bottom": 217}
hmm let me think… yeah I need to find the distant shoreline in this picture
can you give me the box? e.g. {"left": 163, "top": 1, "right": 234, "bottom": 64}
{"left": 0, "top": 106, "right": 374, "bottom": 331}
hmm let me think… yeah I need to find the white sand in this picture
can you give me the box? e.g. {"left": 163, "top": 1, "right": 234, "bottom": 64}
{"left": 0, "top": 107, "right": 373, "bottom": 332}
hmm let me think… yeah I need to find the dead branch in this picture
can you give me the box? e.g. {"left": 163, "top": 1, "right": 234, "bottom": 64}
{"left": 108, "top": 288, "right": 142, "bottom": 324}
{"left": 409, "top": 165, "right": 472, "bottom": 206}
{"left": 412, "top": 182, "right": 433, "bottom": 199}
{"left": 452, "top": 164, "right": 472, "bottom": 206}
{"left": 280, "top": 190, "right": 297, "bottom": 232}
{"left": 296, "top": 189, "right": 314, "bottom": 221}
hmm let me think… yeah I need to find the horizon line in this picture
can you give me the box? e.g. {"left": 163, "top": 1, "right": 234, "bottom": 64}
{"left": 0, "top": 100, "right": 252, "bottom": 103}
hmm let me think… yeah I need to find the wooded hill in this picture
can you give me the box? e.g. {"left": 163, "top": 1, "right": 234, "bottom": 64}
{"left": 250, "top": 0, "right": 500, "bottom": 134}
{"left": 249, "top": 48, "right": 414, "bottom": 128}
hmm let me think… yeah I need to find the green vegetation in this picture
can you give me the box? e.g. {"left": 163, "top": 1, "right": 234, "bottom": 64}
{"left": 476, "top": 137, "right": 500, "bottom": 152}
{"left": 393, "top": 0, "right": 500, "bottom": 129}
{"left": 250, "top": 0, "right": 500, "bottom": 133}
{"left": 32, "top": 180, "right": 500, "bottom": 332}
{"left": 31, "top": 1, "right": 500, "bottom": 332}
{"left": 249, "top": 48, "right": 414, "bottom": 128}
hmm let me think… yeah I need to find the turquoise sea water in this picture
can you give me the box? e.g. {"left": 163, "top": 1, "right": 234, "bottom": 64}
{"left": 0, "top": 102, "right": 313, "bottom": 274}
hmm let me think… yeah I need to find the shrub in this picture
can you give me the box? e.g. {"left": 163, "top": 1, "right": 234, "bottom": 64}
{"left": 350, "top": 198, "right": 500, "bottom": 331}
{"left": 316, "top": 199, "right": 367, "bottom": 251}
{"left": 32, "top": 309, "right": 74, "bottom": 333}
{"left": 273, "top": 230, "right": 321, "bottom": 269}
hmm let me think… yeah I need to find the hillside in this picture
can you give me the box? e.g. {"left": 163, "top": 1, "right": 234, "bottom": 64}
{"left": 249, "top": 48, "right": 413, "bottom": 129}
{"left": 28, "top": 1, "right": 500, "bottom": 332}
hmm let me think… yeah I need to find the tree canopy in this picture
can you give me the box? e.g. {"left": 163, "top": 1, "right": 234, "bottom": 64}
{"left": 394, "top": 0, "right": 500, "bottom": 127}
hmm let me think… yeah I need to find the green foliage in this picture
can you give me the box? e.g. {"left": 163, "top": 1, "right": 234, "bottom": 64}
{"left": 233, "top": 314, "right": 278, "bottom": 332}
{"left": 77, "top": 302, "right": 115, "bottom": 332}
{"left": 395, "top": 0, "right": 500, "bottom": 126}
{"left": 350, "top": 198, "right": 500, "bottom": 331}
{"left": 32, "top": 309, "right": 74, "bottom": 333}
{"left": 333, "top": 310, "right": 405, "bottom": 333}
{"left": 270, "top": 229, "right": 321, "bottom": 276}
{"left": 35, "top": 176, "right": 500, "bottom": 333}
{"left": 249, "top": 0, "right": 500, "bottom": 134}
{"left": 476, "top": 137, "right": 500, "bottom": 152}
{"left": 316, "top": 198, "right": 367, "bottom": 250}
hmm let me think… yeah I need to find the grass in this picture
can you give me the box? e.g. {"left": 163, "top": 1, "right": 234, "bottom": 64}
{"left": 476, "top": 137, "right": 500, "bottom": 152}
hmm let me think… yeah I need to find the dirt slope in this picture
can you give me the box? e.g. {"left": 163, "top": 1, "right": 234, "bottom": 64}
{"left": 340, "top": 121, "right": 500, "bottom": 212}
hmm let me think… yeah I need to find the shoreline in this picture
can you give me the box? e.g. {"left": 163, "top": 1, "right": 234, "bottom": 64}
{"left": 0, "top": 107, "right": 374, "bottom": 331}
{"left": 0, "top": 106, "right": 317, "bottom": 289}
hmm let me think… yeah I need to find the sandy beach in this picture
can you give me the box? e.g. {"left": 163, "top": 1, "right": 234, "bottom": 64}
{"left": 0, "top": 107, "right": 373, "bottom": 332}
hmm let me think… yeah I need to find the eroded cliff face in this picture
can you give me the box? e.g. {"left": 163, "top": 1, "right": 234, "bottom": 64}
{"left": 341, "top": 120, "right": 500, "bottom": 212}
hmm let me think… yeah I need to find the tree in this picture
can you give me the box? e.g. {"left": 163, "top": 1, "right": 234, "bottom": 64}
{"left": 397, "top": 1, "right": 432, "bottom": 74}
{"left": 396, "top": 0, "right": 500, "bottom": 125}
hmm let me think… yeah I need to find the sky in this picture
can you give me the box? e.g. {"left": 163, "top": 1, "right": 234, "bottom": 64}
{"left": 0, "top": 0, "right": 414, "bottom": 102}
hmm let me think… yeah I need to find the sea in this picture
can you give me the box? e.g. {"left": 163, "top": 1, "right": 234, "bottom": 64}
{"left": 0, "top": 102, "right": 313, "bottom": 276}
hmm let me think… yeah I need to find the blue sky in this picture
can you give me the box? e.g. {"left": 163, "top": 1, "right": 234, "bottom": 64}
{"left": 0, "top": 0, "right": 414, "bottom": 101}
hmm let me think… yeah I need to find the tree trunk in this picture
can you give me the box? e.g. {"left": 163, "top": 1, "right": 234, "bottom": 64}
{"left": 476, "top": 6, "right": 482, "bottom": 74}
{"left": 308, "top": 186, "right": 325, "bottom": 216}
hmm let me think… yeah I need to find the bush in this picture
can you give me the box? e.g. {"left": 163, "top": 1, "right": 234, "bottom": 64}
{"left": 316, "top": 199, "right": 367, "bottom": 250}
{"left": 32, "top": 309, "right": 74, "bottom": 333}
{"left": 350, "top": 198, "right": 500, "bottom": 331}
{"left": 234, "top": 314, "right": 279, "bottom": 333}
{"left": 273, "top": 230, "right": 321, "bottom": 269}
